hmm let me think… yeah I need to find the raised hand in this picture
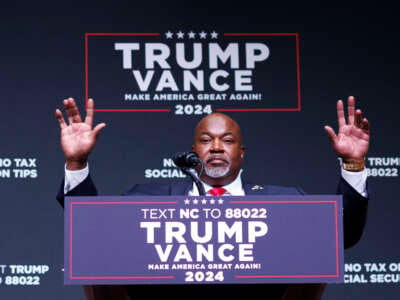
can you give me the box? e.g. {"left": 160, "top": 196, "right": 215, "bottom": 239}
{"left": 55, "top": 98, "right": 106, "bottom": 170}
{"left": 324, "top": 96, "right": 370, "bottom": 165}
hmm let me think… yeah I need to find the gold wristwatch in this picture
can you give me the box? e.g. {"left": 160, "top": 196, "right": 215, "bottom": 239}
{"left": 342, "top": 158, "right": 365, "bottom": 172}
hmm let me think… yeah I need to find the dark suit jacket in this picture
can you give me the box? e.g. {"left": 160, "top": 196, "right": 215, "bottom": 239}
{"left": 57, "top": 176, "right": 368, "bottom": 300}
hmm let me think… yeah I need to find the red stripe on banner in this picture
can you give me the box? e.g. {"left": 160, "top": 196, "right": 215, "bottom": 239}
{"left": 71, "top": 201, "right": 178, "bottom": 205}
{"left": 84, "top": 33, "right": 160, "bottom": 108}
{"left": 335, "top": 201, "right": 339, "bottom": 276}
{"left": 295, "top": 33, "right": 302, "bottom": 111}
{"left": 71, "top": 276, "right": 174, "bottom": 279}
{"left": 69, "top": 202, "right": 73, "bottom": 279}
{"left": 231, "top": 199, "right": 340, "bottom": 278}
{"left": 222, "top": 32, "right": 301, "bottom": 112}
{"left": 216, "top": 108, "right": 300, "bottom": 112}
{"left": 229, "top": 200, "right": 336, "bottom": 204}
{"left": 224, "top": 33, "right": 297, "bottom": 36}
{"left": 235, "top": 274, "right": 339, "bottom": 279}
{"left": 84, "top": 35, "right": 89, "bottom": 110}
{"left": 85, "top": 33, "right": 160, "bottom": 36}
{"left": 94, "top": 109, "right": 171, "bottom": 112}
{"left": 69, "top": 200, "right": 176, "bottom": 279}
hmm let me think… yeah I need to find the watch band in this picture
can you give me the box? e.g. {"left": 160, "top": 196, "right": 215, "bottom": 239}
{"left": 342, "top": 158, "right": 365, "bottom": 172}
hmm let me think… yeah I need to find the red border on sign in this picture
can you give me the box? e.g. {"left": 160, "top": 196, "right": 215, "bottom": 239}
{"left": 229, "top": 200, "right": 340, "bottom": 279}
{"left": 69, "top": 200, "right": 177, "bottom": 280}
{"left": 85, "top": 32, "right": 170, "bottom": 113}
{"left": 218, "top": 33, "right": 301, "bottom": 112}
{"left": 85, "top": 32, "right": 301, "bottom": 113}
{"left": 68, "top": 199, "right": 339, "bottom": 281}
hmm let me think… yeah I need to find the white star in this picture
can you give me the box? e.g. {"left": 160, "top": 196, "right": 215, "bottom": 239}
{"left": 209, "top": 199, "right": 216, "bottom": 204}
{"left": 199, "top": 31, "right": 207, "bottom": 39}
{"left": 165, "top": 31, "right": 173, "bottom": 39}
{"left": 188, "top": 31, "right": 196, "bottom": 38}
{"left": 177, "top": 31, "right": 185, "bottom": 39}
{"left": 218, "top": 198, "right": 224, "bottom": 204}
{"left": 210, "top": 31, "right": 218, "bottom": 39}
{"left": 201, "top": 198, "right": 207, "bottom": 205}
{"left": 193, "top": 198, "right": 199, "bottom": 205}
{"left": 184, "top": 198, "right": 190, "bottom": 205}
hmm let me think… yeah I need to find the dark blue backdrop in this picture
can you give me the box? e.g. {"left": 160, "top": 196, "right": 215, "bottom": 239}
{"left": 0, "top": 1, "right": 399, "bottom": 299}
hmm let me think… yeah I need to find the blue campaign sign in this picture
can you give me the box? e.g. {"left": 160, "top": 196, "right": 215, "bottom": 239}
{"left": 86, "top": 32, "right": 300, "bottom": 113}
{"left": 64, "top": 195, "right": 343, "bottom": 285}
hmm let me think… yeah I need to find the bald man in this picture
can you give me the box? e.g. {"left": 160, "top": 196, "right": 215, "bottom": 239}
{"left": 56, "top": 97, "right": 369, "bottom": 300}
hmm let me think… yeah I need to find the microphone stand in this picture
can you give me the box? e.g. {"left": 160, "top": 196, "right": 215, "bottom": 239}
{"left": 180, "top": 167, "right": 206, "bottom": 196}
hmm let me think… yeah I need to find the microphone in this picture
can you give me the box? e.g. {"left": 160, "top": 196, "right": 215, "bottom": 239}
{"left": 173, "top": 151, "right": 201, "bottom": 168}
{"left": 172, "top": 151, "right": 206, "bottom": 196}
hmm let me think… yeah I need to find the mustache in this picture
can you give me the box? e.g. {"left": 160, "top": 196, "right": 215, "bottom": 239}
{"left": 205, "top": 155, "right": 229, "bottom": 164}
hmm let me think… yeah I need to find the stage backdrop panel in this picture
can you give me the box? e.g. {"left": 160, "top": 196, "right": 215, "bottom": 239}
{"left": 0, "top": 1, "right": 399, "bottom": 299}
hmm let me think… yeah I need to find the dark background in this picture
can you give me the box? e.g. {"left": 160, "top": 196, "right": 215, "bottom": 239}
{"left": 0, "top": 1, "right": 398, "bottom": 299}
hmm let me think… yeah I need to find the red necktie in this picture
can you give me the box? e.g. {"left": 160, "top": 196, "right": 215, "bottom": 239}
{"left": 208, "top": 187, "right": 227, "bottom": 196}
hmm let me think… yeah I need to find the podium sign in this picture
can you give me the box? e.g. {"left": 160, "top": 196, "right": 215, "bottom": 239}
{"left": 64, "top": 195, "right": 343, "bottom": 285}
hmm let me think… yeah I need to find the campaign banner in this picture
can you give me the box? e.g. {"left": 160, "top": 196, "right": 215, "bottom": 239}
{"left": 64, "top": 195, "right": 343, "bottom": 285}
{"left": 85, "top": 32, "right": 300, "bottom": 114}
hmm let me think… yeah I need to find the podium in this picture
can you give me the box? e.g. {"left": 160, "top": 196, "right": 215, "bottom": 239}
{"left": 64, "top": 195, "right": 343, "bottom": 299}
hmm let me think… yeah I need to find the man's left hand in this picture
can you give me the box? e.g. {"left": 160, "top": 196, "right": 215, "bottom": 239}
{"left": 324, "top": 96, "right": 370, "bottom": 163}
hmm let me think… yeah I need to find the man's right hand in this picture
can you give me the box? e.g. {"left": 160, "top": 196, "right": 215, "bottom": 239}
{"left": 55, "top": 98, "right": 106, "bottom": 170}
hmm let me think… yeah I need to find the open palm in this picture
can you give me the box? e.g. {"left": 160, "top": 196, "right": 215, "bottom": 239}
{"left": 55, "top": 98, "right": 105, "bottom": 169}
{"left": 325, "top": 96, "right": 370, "bottom": 161}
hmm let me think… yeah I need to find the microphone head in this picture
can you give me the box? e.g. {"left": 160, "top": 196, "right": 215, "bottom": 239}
{"left": 173, "top": 151, "right": 201, "bottom": 168}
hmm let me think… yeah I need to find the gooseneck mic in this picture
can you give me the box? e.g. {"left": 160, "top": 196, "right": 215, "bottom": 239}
{"left": 173, "top": 151, "right": 202, "bottom": 168}
{"left": 173, "top": 151, "right": 206, "bottom": 196}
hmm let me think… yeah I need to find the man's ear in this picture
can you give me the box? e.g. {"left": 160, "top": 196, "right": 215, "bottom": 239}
{"left": 191, "top": 145, "right": 195, "bottom": 151}
{"left": 241, "top": 146, "right": 245, "bottom": 159}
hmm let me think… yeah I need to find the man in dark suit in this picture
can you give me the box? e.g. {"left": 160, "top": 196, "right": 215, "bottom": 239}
{"left": 55, "top": 96, "right": 370, "bottom": 299}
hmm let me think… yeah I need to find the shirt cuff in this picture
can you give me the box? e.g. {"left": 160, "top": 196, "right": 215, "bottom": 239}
{"left": 341, "top": 168, "right": 368, "bottom": 197}
{"left": 64, "top": 164, "right": 89, "bottom": 194}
